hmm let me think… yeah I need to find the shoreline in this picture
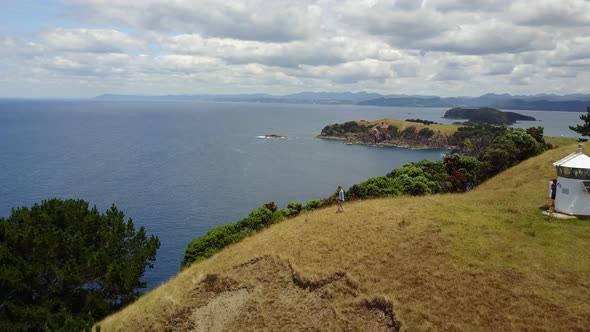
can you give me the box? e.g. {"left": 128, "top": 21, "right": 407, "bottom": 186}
{"left": 316, "top": 135, "right": 455, "bottom": 150}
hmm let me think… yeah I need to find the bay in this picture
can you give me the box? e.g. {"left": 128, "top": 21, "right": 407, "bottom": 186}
{"left": 0, "top": 100, "right": 584, "bottom": 288}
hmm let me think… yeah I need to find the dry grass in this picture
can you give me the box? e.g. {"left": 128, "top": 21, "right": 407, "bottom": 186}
{"left": 98, "top": 138, "right": 590, "bottom": 331}
{"left": 365, "top": 118, "right": 462, "bottom": 135}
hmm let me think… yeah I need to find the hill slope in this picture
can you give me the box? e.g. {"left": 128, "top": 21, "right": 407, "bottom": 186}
{"left": 98, "top": 140, "right": 590, "bottom": 331}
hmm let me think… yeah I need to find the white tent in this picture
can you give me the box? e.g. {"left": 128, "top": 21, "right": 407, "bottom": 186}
{"left": 552, "top": 144, "right": 590, "bottom": 216}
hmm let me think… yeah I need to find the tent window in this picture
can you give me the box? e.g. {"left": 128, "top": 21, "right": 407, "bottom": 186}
{"left": 558, "top": 167, "right": 590, "bottom": 179}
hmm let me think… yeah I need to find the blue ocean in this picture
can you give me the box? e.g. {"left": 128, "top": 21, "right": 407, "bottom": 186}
{"left": 0, "top": 100, "right": 583, "bottom": 288}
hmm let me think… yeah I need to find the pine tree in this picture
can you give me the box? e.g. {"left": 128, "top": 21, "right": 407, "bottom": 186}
{"left": 569, "top": 106, "right": 590, "bottom": 137}
{"left": 0, "top": 199, "right": 160, "bottom": 330}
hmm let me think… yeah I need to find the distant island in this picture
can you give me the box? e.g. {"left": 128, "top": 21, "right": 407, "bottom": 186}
{"left": 443, "top": 107, "right": 536, "bottom": 125}
{"left": 317, "top": 118, "right": 462, "bottom": 149}
{"left": 95, "top": 92, "right": 590, "bottom": 112}
{"left": 259, "top": 134, "right": 287, "bottom": 139}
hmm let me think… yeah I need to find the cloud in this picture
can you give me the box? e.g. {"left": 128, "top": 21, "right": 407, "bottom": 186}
{"left": 158, "top": 34, "right": 400, "bottom": 68}
{"left": 63, "top": 0, "right": 321, "bottom": 42}
{"left": 511, "top": 0, "right": 590, "bottom": 27}
{"left": 344, "top": 2, "right": 556, "bottom": 55}
{"left": 0, "top": 37, "right": 44, "bottom": 57}
{"left": 2, "top": 0, "right": 590, "bottom": 97}
{"left": 431, "top": 61, "right": 473, "bottom": 81}
{"left": 299, "top": 59, "right": 395, "bottom": 84}
{"left": 432, "top": 0, "right": 511, "bottom": 12}
{"left": 40, "top": 28, "right": 143, "bottom": 53}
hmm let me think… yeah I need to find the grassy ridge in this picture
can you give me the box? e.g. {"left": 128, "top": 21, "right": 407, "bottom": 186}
{"left": 365, "top": 118, "right": 462, "bottom": 135}
{"left": 98, "top": 138, "right": 590, "bottom": 331}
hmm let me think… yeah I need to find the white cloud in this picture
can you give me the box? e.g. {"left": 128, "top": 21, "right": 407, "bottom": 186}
{"left": 158, "top": 34, "right": 400, "bottom": 68}
{"left": 40, "top": 28, "right": 143, "bottom": 53}
{"left": 2, "top": 0, "right": 590, "bottom": 97}
{"left": 63, "top": 0, "right": 322, "bottom": 42}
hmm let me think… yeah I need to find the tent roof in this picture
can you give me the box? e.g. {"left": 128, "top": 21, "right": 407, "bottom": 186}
{"left": 553, "top": 150, "right": 590, "bottom": 169}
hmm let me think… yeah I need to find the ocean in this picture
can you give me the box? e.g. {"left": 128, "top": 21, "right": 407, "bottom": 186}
{"left": 0, "top": 100, "right": 584, "bottom": 288}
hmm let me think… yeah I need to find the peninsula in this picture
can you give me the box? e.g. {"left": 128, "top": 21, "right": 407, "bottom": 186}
{"left": 317, "top": 118, "right": 462, "bottom": 149}
{"left": 443, "top": 107, "right": 536, "bottom": 125}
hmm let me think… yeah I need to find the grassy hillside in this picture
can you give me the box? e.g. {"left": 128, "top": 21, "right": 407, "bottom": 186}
{"left": 364, "top": 118, "right": 462, "bottom": 135}
{"left": 98, "top": 139, "right": 590, "bottom": 331}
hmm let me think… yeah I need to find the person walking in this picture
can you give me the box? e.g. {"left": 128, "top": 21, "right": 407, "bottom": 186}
{"left": 550, "top": 179, "right": 557, "bottom": 211}
{"left": 337, "top": 185, "right": 345, "bottom": 213}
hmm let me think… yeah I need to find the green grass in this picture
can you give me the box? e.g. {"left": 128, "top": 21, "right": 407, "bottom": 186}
{"left": 366, "top": 118, "right": 462, "bottom": 135}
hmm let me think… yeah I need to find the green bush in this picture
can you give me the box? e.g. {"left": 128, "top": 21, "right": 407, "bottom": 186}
{"left": 401, "top": 126, "right": 417, "bottom": 138}
{"left": 287, "top": 202, "right": 304, "bottom": 216}
{"left": 387, "top": 125, "right": 399, "bottom": 138}
{"left": 182, "top": 206, "right": 277, "bottom": 267}
{"left": 304, "top": 200, "right": 322, "bottom": 211}
{"left": 418, "top": 127, "right": 435, "bottom": 138}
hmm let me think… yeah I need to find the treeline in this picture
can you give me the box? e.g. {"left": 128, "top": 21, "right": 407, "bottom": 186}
{"left": 405, "top": 118, "right": 440, "bottom": 125}
{"left": 182, "top": 125, "right": 547, "bottom": 269}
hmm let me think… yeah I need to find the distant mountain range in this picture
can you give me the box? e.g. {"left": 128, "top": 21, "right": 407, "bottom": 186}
{"left": 95, "top": 92, "right": 590, "bottom": 112}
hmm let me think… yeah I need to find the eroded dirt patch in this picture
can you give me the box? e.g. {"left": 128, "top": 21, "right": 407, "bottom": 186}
{"left": 146, "top": 256, "right": 402, "bottom": 332}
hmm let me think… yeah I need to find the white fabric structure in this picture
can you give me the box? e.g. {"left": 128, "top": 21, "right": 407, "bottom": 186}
{"left": 552, "top": 144, "right": 590, "bottom": 216}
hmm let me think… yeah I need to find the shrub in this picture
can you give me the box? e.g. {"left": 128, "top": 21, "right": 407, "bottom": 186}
{"left": 387, "top": 125, "right": 399, "bottom": 138}
{"left": 418, "top": 127, "right": 435, "bottom": 138}
{"left": 287, "top": 202, "right": 304, "bottom": 216}
{"left": 401, "top": 126, "right": 417, "bottom": 138}
{"left": 264, "top": 201, "right": 278, "bottom": 212}
{"left": 304, "top": 200, "right": 322, "bottom": 211}
{"left": 183, "top": 206, "right": 276, "bottom": 267}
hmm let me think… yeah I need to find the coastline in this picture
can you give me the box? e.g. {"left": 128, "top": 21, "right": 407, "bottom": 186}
{"left": 316, "top": 134, "right": 455, "bottom": 150}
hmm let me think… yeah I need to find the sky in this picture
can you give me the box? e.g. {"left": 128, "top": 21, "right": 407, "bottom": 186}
{"left": 1, "top": 0, "right": 590, "bottom": 98}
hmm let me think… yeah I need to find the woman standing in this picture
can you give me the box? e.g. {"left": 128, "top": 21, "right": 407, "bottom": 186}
{"left": 337, "top": 185, "right": 345, "bottom": 213}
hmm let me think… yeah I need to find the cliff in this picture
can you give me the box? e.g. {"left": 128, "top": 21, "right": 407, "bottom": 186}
{"left": 317, "top": 118, "right": 462, "bottom": 149}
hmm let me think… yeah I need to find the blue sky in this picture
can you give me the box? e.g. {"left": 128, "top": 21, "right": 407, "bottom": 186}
{"left": 1, "top": 0, "right": 590, "bottom": 97}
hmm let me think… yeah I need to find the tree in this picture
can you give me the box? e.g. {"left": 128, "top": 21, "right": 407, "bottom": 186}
{"left": 569, "top": 106, "right": 590, "bottom": 137}
{"left": 0, "top": 199, "right": 160, "bottom": 331}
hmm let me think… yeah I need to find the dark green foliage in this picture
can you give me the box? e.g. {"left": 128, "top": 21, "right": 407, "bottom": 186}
{"left": 418, "top": 127, "right": 435, "bottom": 139}
{"left": 304, "top": 200, "right": 322, "bottom": 211}
{"left": 346, "top": 176, "right": 400, "bottom": 199}
{"left": 526, "top": 126, "right": 545, "bottom": 145}
{"left": 451, "top": 124, "right": 507, "bottom": 155}
{"left": 443, "top": 154, "right": 482, "bottom": 191}
{"left": 387, "top": 125, "right": 399, "bottom": 138}
{"left": 238, "top": 207, "right": 274, "bottom": 231}
{"left": 401, "top": 126, "right": 417, "bottom": 138}
{"left": 406, "top": 119, "right": 439, "bottom": 125}
{"left": 479, "top": 129, "right": 544, "bottom": 178}
{"left": 0, "top": 199, "right": 160, "bottom": 331}
{"left": 321, "top": 121, "right": 369, "bottom": 136}
{"left": 569, "top": 106, "right": 590, "bottom": 137}
{"left": 182, "top": 206, "right": 282, "bottom": 267}
{"left": 263, "top": 201, "right": 278, "bottom": 212}
{"left": 389, "top": 160, "right": 451, "bottom": 195}
{"left": 287, "top": 202, "right": 304, "bottom": 216}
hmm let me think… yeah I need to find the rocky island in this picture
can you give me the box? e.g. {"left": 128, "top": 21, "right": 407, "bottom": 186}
{"left": 444, "top": 107, "right": 536, "bottom": 125}
{"left": 317, "top": 118, "right": 462, "bottom": 149}
{"left": 259, "top": 134, "right": 287, "bottom": 138}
